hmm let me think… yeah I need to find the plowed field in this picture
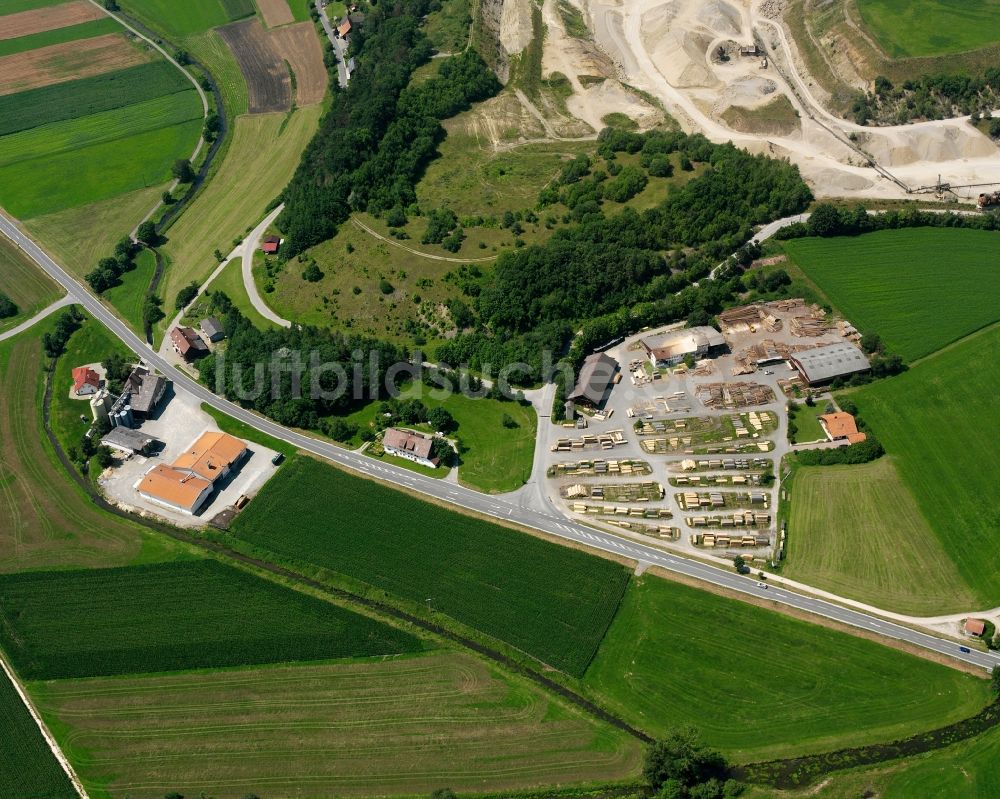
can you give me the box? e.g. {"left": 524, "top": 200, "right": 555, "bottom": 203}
{"left": 0, "top": 0, "right": 103, "bottom": 40}
{"left": 217, "top": 17, "right": 290, "bottom": 113}
{"left": 257, "top": 0, "right": 294, "bottom": 27}
{"left": 269, "top": 20, "right": 326, "bottom": 105}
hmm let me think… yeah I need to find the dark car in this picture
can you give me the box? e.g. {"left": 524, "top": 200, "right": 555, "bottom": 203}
{"left": 959, "top": 646, "right": 971, "bottom": 654}
{"left": 271, "top": 452, "right": 285, "bottom": 466}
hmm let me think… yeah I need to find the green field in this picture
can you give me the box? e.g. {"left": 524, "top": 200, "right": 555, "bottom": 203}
{"left": 0, "top": 237, "right": 61, "bottom": 332}
{"left": 161, "top": 107, "right": 321, "bottom": 306}
{"left": 784, "top": 228, "right": 1000, "bottom": 360}
{"left": 183, "top": 28, "right": 248, "bottom": 116}
{"left": 36, "top": 652, "right": 641, "bottom": 798}
{"left": 232, "top": 457, "right": 631, "bottom": 676}
{"left": 0, "top": 0, "right": 65, "bottom": 12}
{"left": 789, "top": 401, "right": 827, "bottom": 443}
{"left": 0, "top": 326, "right": 187, "bottom": 573}
{"left": 343, "top": 382, "right": 537, "bottom": 493}
{"left": 0, "top": 17, "right": 121, "bottom": 58}
{"left": 25, "top": 182, "right": 167, "bottom": 279}
{"left": 103, "top": 248, "right": 156, "bottom": 332}
{"left": 0, "top": 663, "right": 75, "bottom": 799}
{"left": 117, "top": 0, "right": 231, "bottom": 37}
{"left": 583, "top": 576, "right": 991, "bottom": 761}
{"left": 0, "top": 90, "right": 201, "bottom": 167}
{"left": 857, "top": 0, "right": 1000, "bottom": 57}
{"left": 0, "top": 118, "right": 202, "bottom": 218}
{"left": 211, "top": 257, "right": 280, "bottom": 330}
{"left": 785, "top": 459, "right": 978, "bottom": 614}
{"left": 849, "top": 324, "right": 1000, "bottom": 604}
{"left": 0, "top": 559, "right": 423, "bottom": 679}
{"left": 0, "top": 61, "right": 192, "bottom": 136}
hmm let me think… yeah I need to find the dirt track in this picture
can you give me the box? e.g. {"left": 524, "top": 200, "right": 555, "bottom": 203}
{"left": 257, "top": 0, "right": 295, "bottom": 27}
{"left": 0, "top": 32, "right": 151, "bottom": 96}
{"left": 0, "top": 0, "right": 103, "bottom": 40}
{"left": 268, "top": 21, "right": 327, "bottom": 106}
{"left": 218, "top": 17, "right": 292, "bottom": 113}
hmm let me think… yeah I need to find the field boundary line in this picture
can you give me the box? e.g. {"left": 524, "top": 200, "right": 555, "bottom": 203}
{"left": 907, "top": 318, "right": 1000, "bottom": 369}
{"left": 0, "top": 653, "right": 89, "bottom": 799}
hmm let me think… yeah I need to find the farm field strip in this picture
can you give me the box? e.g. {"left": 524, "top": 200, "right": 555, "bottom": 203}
{"left": 231, "top": 457, "right": 631, "bottom": 677}
{"left": 784, "top": 459, "right": 977, "bottom": 614}
{"left": 857, "top": 0, "right": 1000, "bottom": 57}
{"left": 0, "top": 0, "right": 71, "bottom": 14}
{"left": 217, "top": 16, "right": 292, "bottom": 113}
{"left": 0, "top": 0, "right": 102, "bottom": 40}
{"left": 0, "top": 237, "right": 61, "bottom": 329}
{"left": 849, "top": 324, "right": 1000, "bottom": 604}
{"left": 103, "top": 247, "right": 157, "bottom": 331}
{"left": 0, "top": 327, "right": 181, "bottom": 573}
{"left": 0, "top": 32, "right": 152, "bottom": 96}
{"left": 0, "top": 657, "right": 76, "bottom": 799}
{"left": 117, "top": 0, "right": 230, "bottom": 38}
{"left": 267, "top": 20, "right": 327, "bottom": 106}
{"left": 0, "top": 60, "right": 192, "bottom": 136}
{"left": 0, "top": 16, "right": 119, "bottom": 57}
{"left": 34, "top": 653, "right": 641, "bottom": 797}
{"left": 0, "top": 117, "right": 203, "bottom": 218}
{"left": 256, "top": 0, "right": 294, "bottom": 27}
{"left": 0, "top": 559, "right": 423, "bottom": 680}
{"left": 784, "top": 228, "right": 1000, "bottom": 361}
{"left": 583, "top": 576, "right": 992, "bottom": 761}
{"left": 0, "top": 90, "right": 201, "bottom": 166}
{"left": 183, "top": 28, "right": 249, "bottom": 116}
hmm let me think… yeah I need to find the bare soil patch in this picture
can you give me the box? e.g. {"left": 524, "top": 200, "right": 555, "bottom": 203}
{"left": 0, "top": 33, "right": 151, "bottom": 97}
{"left": 257, "top": 0, "right": 294, "bottom": 28}
{"left": 0, "top": 0, "right": 103, "bottom": 41}
{"left": 217, "top": 17, "right": 291, "bottom": 113}
{"left": 268, "top": 21, "right": 326, "bottom": 106}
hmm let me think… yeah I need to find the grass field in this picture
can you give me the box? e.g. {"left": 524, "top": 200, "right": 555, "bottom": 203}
{"left": 0, "top": 60, "right": 191, "bottom": 136}
{"left": 25, "top": 182, "right": 166, "bottom": 278}
{"left": 857, "top": 0, "right": 1000, "bottom": 57}
{"left": 849, "top": 324, "right": 1000, "bottom": 605}
{"left": 0, "top": 16, "right": 120, "bottom": 58}
{"left": 231, "top": 457, "right": 631, "bottom": 676}
{"left": 343, "top": 382, "right": 537, "bottom": 493}
{"left": 0, "top": 90, "right": 201, "bottom": 166}
{"left": 211, "top": 256, "right": 279, "bottom": 330}
{"left": 789, "top": 401, "right": 827, "bottom": 443}
{"left": 0, "top": 559, "right": 423, "bottom": 680}
{"left": 785, "top": 459, "right": 978, "bottom": 614}
{"left": 102, "top": 247, "right": 155, "bottom": 332}
{"left": 0, "top": 326, "right": 187, "bottom": 574}
{"left": 117, "top": 0, "right": 230, "bottom": 37}
{"left": 0, "top": 663, "right": 75, "bottom": 799}
{"left": 0, "top": 118, "right": 202, "bottom": 218}
{"left": 583, "top": 575, "right": 991, "bottom": 761}
{"left": 783, "top": 228, "right": 1000, "bottom": 361}
{"left": 36, "top": 652, "right": 641, "bottom": 799}
{"left": 183, "top": 28, "right": 249, "bottom": 116}
{"left": 0, "top": 0, "right": 67, "bottom": 12}
{"left": 0, "top": 237, "right": 61, "bottom": 332}
{"left": 161, "top": 106, "right": 321, "bottom": 306}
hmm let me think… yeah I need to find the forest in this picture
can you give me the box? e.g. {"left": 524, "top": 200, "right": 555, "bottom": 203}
{"left": 851, "top": 69, "right": 1000, "bottom": 125}
{"left": 277, "top": 2, "right": 500, "bottom": 254}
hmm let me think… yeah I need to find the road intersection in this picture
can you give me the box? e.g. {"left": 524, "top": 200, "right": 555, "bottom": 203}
{"left": 2, "top": 210, "right": 998, "bottom": 674}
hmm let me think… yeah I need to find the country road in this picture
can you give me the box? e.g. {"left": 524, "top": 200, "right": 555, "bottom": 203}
{"left": 2, "top": 210, "right": 998, "bottom": 675}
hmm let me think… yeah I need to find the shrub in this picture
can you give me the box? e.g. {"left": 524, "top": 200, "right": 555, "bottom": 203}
{"left": 175, "top": 282, "right": 200, "bottom": 309}
{"left": 0, "top": 291, "right": 17, "bottom": 319}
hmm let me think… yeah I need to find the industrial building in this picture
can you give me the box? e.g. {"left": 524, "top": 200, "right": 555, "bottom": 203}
{"left": 789, "top": 342, "right": 870, "bottom": 386}
{"left": 137, "top": 431, "right": 248, "bottom": 515}
{"left": 100, "top": 427, "right": 159, "bottom": 455}
{"left": 567, "top": 352, "right": 619, "bottom": 408}
{"left": 641, "top": 326, "right": 726, "bottom": 367}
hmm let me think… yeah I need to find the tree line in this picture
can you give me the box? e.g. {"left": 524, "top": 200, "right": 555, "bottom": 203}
{"left": 778, "top": 201, "right": 1000, "bottom": 242}
{"left": 277, "top": 0, "right": 500, "bottom": 255}
{"left": 851, "top": 69, "right": 1000, "bottom": 125}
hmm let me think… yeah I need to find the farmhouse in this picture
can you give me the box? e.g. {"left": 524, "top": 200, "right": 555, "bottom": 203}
{"left": 137, "top": 431, "right": 248, "bottom": 515}
{"left": 567, "top": 352, "right": 619, "bottom": 409}
{"left": 337, "top": 17, "right": 351, "bottom": 37}
{"left": 383, "top": 427, "right": 438, "bottom": 468}
{"left": 965, "top": 618, "right": 986, "bottom": 637}
{"left": 71, "top": 366, "right": 100, "bottom": 396}
{"left": 261, "top": 235, "right": 281, "bottom": 255}
{"left": 200, "top": 317, "right": 225, "bottom": 343}
{"left": 100, "top": 427, "right": 159, "bottom": 456}
{"left": 789, "top": 342, "right": 870, "bottom": 386}
{"left": 641, "top": 326, "right": 726, "bottom": 368}
{"left": 818, "top": 411, "right": 866, "bottom": 444}
{"left": 169, "top": 326, "right": 209, "bottom": 361}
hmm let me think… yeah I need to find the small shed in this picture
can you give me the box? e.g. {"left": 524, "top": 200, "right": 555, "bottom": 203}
{"left": 261, "top": 235, "right": 281, "bottom": 255}
{"left": 965, "top": 618, "right": 987, "bottom": 637}
{"left": 200, "top": 316, "right": 226, "bottom": 342}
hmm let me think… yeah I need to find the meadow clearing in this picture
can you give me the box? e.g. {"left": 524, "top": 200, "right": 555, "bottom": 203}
{"left": 0, "top": 237, "right": 61, "bottom": 331}
{"left": 231, "top": 456, "right": 632, "bottom": 677}
{"left": 857, "top": 0, "right": 1000, "bottom": 57}
{"left": 342, "top": 381, "right": 537, "bottom": 493}
{"left": 0, "top": 663, "right": 75, "bottom": 799}
{"left": 849, "top": 324, "right": 1000, "bottom": 605}
{"left": 582, "top": 576, "right": 992, "bottom": 761}
{"left": 783, "top": 228, "right": 1000, "bottom": 361}
{"left": 0, "top": 559, "right": 424, "bottom": 679}
{"left": 784, "top": 459, "right": 978, "bottom": 614}
{"left": 35, "top": 653, "right": 641, "bottom": 798}
{"left": 0, "top": 325, "right": 185, "bottom": 573}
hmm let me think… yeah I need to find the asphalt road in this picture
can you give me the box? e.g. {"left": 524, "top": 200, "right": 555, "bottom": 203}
{"left": 2, "top": 211, "right": 997, "bottom": 674}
